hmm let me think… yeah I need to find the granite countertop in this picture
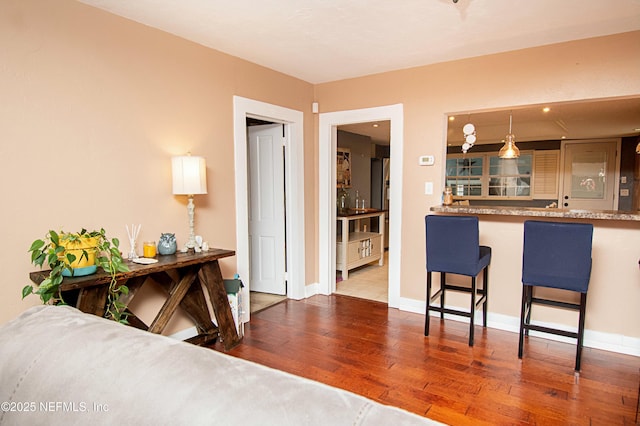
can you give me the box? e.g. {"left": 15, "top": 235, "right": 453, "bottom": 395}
{"left": 430, "top": 205, "right": 640, "bottom": 221}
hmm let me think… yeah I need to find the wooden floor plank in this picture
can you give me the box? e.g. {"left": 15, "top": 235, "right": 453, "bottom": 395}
{"left": 209, "top": 295, "right": 639, "bottom": 425}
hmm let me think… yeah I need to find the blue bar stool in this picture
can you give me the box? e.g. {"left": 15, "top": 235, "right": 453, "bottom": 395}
{"left": 519, "top": 220, "right": 593, "bottom": 371}
{"left": 425, "top": 215, "right": 491, "bottom": 346}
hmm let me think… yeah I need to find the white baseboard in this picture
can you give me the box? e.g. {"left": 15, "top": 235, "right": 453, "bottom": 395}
{"left": 396, "top": 296, "right": 640, "bottom": 357}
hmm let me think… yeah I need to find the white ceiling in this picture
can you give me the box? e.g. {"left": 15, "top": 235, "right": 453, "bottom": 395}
{"left": 79, "top": 0, "right": 640, "bottom": 84}
{"left": 78, "top": 0, "right": 640, "bottom": 144}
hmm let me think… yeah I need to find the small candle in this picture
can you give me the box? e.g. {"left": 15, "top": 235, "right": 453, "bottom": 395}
{"left": 143, "top": 241, "right": 156, "bottom": 258}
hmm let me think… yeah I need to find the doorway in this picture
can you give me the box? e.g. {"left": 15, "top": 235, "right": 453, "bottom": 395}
{"left": 233, "top": 96, "right": 306, "bottom": 322}
{"left": 334, "top": 123, "right": 391, "bottom": 303}
{"left": 318, "top": 104, "right": 404, "bottom": 308}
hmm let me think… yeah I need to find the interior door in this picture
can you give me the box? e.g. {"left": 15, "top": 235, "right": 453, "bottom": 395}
{"left": 561, "top": 140, "right": 618, "bottom": 210}
{"left": 248, "top": 124, "right": 286, "bottom": 295}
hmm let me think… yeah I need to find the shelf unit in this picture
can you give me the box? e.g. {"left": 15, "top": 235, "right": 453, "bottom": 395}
{"left": 336, "top": 210, "right": 385, "bottom": 280}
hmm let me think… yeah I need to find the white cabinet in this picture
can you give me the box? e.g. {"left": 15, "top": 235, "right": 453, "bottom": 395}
{"left": 336, "top": 210, "right": 385, "bottom": 280}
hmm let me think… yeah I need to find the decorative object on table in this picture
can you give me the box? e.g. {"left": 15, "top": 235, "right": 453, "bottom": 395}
{"left": 157, "top": 233, "right": 177, "bottom": 255}
{"left": 143, "top": 241, "right": 157, "bottom": 258}
{"left": 201, "top": 241, "right": 209, "bottom": 251}
{"left": 337, "top": 185, "right": 350, "bottom": 214}
{"left": 132, "top": 257, "right": 158, "bottom": 265}
{"left": 443, "top": 187, "right": 453, "bottom": 205}
{"left": 126, "top": 223, "right": 141, "bottom": 259}
{"left": 172, "top": 153, "right": 207, "bottom": 253}
{"left": 24, "top": 228, "right": 130, "bottom": 323}
{"left": 498, "top": 112, "right": 520, "bottom": 159}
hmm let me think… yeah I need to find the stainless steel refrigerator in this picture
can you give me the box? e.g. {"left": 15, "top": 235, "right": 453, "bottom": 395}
{"left": 370, "top": 158, "right": 390, "bottom": 249}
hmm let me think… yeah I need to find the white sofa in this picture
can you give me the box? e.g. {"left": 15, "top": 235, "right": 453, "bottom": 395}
{"left": 0, "top": 306, "right": 443, "bottom": 425}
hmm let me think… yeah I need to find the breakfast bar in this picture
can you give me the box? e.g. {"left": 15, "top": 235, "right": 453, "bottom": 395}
{"left": 430, "top": 204, "right": 640, "bottom": 221}
{"left": 427, "top": 204, "right": 640, "bottom": 356}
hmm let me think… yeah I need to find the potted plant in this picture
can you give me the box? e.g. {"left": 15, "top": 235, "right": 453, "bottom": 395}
{"left": 23, "top": 228, "right": 131, "bottom": 323}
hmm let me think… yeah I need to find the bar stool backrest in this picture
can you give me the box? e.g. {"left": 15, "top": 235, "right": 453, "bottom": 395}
{"left": 522, "top": 221, "right": 593, "bottom": 293}
{"left": 426, "top": 215, "right": 480, "bottom": 276}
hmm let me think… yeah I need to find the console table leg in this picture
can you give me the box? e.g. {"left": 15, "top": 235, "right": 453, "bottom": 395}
{"left": 199, "top": 261, "right": 241, "bottom": 350}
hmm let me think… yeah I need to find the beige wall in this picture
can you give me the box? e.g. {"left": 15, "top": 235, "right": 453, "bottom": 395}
{"left": 316, "top": 31, "right": 640, "bottom": 343}
{"left": 0, "top": 0, "right": 315, "bottom": 332}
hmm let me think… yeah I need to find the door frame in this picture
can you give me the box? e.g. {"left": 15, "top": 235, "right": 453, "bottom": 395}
{"left": 233, "top": 96, "right": 306, "bottom": 320}
{"left": 318, "top": 104, "right": 404, "bottom": 307}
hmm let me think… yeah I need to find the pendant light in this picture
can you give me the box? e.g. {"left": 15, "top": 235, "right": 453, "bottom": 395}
{"left": 498, "top": 112, "right": 520, "bottom": 159}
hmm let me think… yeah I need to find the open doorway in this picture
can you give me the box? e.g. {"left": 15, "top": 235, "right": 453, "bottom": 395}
{"left": 334, "top": 122, "right": 390, "bottom": 303}
{"left": 318, "top": 104, "right": 404, "bottom": 308}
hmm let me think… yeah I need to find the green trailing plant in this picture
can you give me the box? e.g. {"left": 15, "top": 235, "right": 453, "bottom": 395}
{"left": 24, "top": 228, "right": 131, "bottom": 324}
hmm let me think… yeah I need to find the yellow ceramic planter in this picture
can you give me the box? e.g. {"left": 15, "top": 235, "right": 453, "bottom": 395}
{"left": 59, "top": 235, "right": 99, "bottom": 276}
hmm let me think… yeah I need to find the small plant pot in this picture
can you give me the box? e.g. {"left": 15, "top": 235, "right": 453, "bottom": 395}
{"left": 59, "top": 236, "right": 99, "bottom": 277}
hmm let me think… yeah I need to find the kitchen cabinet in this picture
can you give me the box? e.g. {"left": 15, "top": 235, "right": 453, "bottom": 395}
{"left": 336, "top": 209, "right": 385, "bottom": 280}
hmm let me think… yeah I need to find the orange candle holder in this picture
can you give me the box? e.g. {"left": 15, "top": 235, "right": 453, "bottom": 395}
{"left": 143, "top": 241, "right": 157, "bottom": 258}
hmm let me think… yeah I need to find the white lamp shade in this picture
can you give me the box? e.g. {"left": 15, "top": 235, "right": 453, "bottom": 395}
{"left": 172, "top": 156, "right": 208, "bottom": 195}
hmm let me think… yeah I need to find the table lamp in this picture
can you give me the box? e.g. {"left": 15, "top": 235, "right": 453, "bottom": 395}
{"left": 172, "top": 154, "right": 207, "bottom": 252}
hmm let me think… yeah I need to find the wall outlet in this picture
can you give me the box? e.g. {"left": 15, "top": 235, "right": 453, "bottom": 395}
{"left": 419, "top": 155, "right": 435, "bottom": 166}
{"left": 620, "top": 188, "right": 630, "bottom": 196}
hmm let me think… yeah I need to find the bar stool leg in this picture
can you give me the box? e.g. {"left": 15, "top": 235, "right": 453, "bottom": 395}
{"left": 440, "top": 272, "right": 446, "bottom": 319}
{"left": 518, "top": 285, "right": 528, "bottom": 359}
{"left": 469, "top": 276, "right": 476, "bottom": 346}
{"left": 524, "top": 286, "right": 532, "bottom": 336}
{"left": 575, "top": 293, "right": 587, "bottom": 371}
{"left": 425, "top": 271, "right": 432, "bottom": 336}
{"left": 482, "top": 266, "right": 489, "bottom": 328}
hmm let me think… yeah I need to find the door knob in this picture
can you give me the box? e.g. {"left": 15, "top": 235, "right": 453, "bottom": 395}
{"left": 564, "top": 202, "right": 569, "bottom": 207}
{"left": 564, "top": 195, "right": 569, "bottom": 200}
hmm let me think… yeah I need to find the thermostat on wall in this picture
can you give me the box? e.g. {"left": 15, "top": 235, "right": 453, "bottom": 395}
{"left": 419, "top": 155, "right": 435, "bottom": 166}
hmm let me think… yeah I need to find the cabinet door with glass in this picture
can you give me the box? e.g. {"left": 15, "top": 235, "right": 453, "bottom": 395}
{"left": 446, "top": 156, "right": 484, "bottom": 197}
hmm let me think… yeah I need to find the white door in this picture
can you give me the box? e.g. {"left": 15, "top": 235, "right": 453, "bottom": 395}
{"left": 561, "top": 140, "right": 619, "bottom": 210}
{"left": 248, "top": 124, "right": 287, "bottom": 295}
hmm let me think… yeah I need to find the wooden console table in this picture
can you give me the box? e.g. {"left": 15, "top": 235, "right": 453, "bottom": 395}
{"left": 29, "top": 249, "right": 241, "bottom": 350}
{"left": 336, "top": 209, "right": 385, "bottom": 280}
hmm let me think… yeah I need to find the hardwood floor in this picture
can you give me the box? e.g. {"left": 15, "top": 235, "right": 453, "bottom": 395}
{"left": 210, "top": 295, "right": 639, "bottom": 425}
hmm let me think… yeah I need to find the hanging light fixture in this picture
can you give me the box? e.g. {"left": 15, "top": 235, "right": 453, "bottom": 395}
{"left": 498, "top": 112, "right": 520, "bottom": 159}
{"left": 461, "top": 122, "right": 476, "bottom": 153}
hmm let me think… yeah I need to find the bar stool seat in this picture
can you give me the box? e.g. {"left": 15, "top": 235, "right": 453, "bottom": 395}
{"left": 425, "top": 215, "right": 491, "bottom": 346}
{"left": 519, "top": 220, "right": 593, "bottom": 371}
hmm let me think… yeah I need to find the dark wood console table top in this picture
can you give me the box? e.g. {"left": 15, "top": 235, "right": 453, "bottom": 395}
{"left": 29, "top": 249, "right": 241, "bottom": 350}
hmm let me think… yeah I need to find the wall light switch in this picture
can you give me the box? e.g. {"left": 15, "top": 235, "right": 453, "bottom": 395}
{"left": 621, "top": 176, "right": 627, "bottom": 184}
{"left": 425, "top": 182, "right": 433, "bottom": 195}
{"left": 419, "top": 155, "right": 435, "bottom": 166}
